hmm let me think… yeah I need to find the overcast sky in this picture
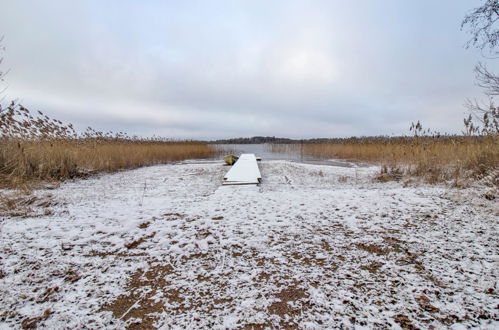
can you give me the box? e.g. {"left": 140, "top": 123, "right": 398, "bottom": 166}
{"left": 0, "top": 0, "right": 496, "bottom": 139}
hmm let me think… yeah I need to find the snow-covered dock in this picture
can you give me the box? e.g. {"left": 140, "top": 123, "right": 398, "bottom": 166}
{"left": 223, "top": 153, "right": 261, "bottom": 185}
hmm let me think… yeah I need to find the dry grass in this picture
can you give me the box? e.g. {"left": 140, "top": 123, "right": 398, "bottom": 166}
{"left": 271, "top": 135, "right": 498, "bottom": 185}
{"left": 0, "top": 191, "right": 56, "bottom": 217}
{"left": 0, "top": 102, "right": 219, "bottom": 188}
{"left": 0, "top": 140, "right": 217, "bottom": 187}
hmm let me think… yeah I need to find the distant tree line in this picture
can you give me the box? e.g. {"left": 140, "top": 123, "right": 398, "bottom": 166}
{"left": 211, "top": 136, "right": 297, "bottom": 144}
{"left": 209, "top": 133, "right": 491, "bottom": 145}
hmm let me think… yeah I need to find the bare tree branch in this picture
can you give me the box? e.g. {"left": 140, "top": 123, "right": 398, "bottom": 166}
{"left": 464, "top": 97, "right": 499, "bottom": 134}
{"left": 475, "top": 62, "right": 499, "bottom": 96}
{"left": 0, "top": 35, "right": 8, "bottom": 103}
{"left": 461, "top": 0, "right": 499, "bottom": 57}
{"left": 461, "top": 2, "right": 499, "bottom": 135}
{"left": 0, "top": 35, "right": 5, "bottom": 83}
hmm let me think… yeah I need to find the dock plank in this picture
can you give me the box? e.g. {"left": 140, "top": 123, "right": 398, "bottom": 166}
{"left": 223, "top": 154, "right": 261, "bottom": 185}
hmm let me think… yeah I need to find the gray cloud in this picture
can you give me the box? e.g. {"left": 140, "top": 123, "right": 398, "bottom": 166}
{"left": 1, "top": 0, "right": 495, "bottom": 139}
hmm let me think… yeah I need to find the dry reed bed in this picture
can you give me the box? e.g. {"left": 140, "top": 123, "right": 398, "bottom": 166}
{"left": 0, "top": 103, "right": 218, "bottom": 188}
{"left": 271, "top": 136, "right": 498, "bottom": 185}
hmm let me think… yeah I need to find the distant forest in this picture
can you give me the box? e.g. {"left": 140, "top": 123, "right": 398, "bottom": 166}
{"left": 210, "top": 136, "right": 298, "bottom": 144}
{"left": 209, "top": 135, "right": 487, "bottom": 144}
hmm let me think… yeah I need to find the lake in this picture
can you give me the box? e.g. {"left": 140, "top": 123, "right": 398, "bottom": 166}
{"left": 213, "top": 144, "right": 362, "bottom": 167}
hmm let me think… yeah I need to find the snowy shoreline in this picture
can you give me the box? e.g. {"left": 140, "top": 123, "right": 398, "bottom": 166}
{"left": 1, "top": 160, "right": 497, "bottom": 329}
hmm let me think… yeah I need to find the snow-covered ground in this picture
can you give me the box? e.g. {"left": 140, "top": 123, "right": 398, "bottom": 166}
{"left": 0, "top": 160, "right": 497, "bottom": 329}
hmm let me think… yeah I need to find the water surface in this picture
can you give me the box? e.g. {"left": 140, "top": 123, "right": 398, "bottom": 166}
{"left": 212, "top": 144, "right": 362, "bottom": 168}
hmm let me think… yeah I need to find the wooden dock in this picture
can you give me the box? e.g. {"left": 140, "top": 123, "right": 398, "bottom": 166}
{"left": 223, "top": 153, "right": 262, "bottom": 185}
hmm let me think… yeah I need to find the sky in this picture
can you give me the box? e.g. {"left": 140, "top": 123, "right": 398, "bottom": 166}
{"left": 0, "top": 0, "right": 496, "bottom": 139}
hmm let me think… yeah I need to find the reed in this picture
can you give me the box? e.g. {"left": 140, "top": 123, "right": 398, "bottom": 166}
{"left": 0, "top": 102, "right": 218, "bottom": 188}
{"left": 271, "top": 135, "right": 498, "bottom": 185}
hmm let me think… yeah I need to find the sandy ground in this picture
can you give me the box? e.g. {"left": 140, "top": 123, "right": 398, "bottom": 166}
{"left": 0, "top": 160, "right": 498, "bottom": 329}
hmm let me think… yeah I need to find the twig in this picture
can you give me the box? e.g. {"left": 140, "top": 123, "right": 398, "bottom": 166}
{"left": 119, "top": 297, "right": 142, "bottom": 320}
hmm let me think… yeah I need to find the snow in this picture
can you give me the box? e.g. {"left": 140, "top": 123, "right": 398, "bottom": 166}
{"left": 0, "top": 160, "right": 497, "bottom": 329}
{"left": 223, "top": 153, "right": 261, "bottom": 185}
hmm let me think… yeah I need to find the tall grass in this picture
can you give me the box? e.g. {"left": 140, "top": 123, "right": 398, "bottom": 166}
{"left": 0, "top": 102, "right": 218, "bottom": 188}
{"left": 271, "top": 135, "right": 498, "bottom": 185}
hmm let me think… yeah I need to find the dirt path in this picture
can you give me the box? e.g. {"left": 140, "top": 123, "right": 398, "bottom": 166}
{"left": 0, "top": 160, "right": 497, "bottom": 328}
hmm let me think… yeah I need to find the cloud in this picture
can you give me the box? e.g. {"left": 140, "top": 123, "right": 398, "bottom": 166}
{"left": 0, "top": 0, "right": 494, "bottom": 139}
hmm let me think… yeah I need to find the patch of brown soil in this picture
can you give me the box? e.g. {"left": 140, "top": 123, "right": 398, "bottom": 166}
{"left": 84, "top": 249, "right": 147, "bottom": 258}
{"left": 125, "top": 233, "right": 156, "bottom": 250}
{"left": 21, "top": 309, "right": 52, "bottom": 329}
{"left": 268, "top": 286, "right": 309, "bottom": 329}
{"left": 0, "top": 192, "right": 57, "bottom": 218}
{"left": 63, "top": 269, "right": 81, "bottom": 283}
{"left": 162, "top": 212, "right": 184, "bottom": 217}
{"left": 244, "top": 323, "right": 272, "bottom": 329}
{"left": 393, "top": 314, "right": 416, "bottom": 329}
{"left": 256, "top": 257, "right": 278, "bottom": 267}
{"left": 321, "top": 241, "right": 332, "bottom": 252}
{"left": 355, "top": 243, "right": 390, "bottom": 256}
{"left": 36, "top": 287, "right": 59, "bottom": 303}
{"left": 161, "top": 213, "right": 187, "bottom": 222}
{"left": 257, "top": 272, "right": 271, "bottom": 281}
{"left": 83, "top": 250, "right": 119, "bottom": 257}
{"left": 101, "top": 264, "right": 176, "bottom": 329}
{"left": 232, "top": 251, "right": 244, "bottom": 257}
{"left": 417, "top": 295, "right": 440, "bottom": 313}
{"left": 181, "top": 252, "right": 208, "bottom": 261}
{"left": 383, "top": 236, "right": 404, "bottom": 253}
{"left": 288, "top": 252, "right": 333, "bottom": 268}
{"left": 361, "top": 261, "right": 383, "bottom": 274}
